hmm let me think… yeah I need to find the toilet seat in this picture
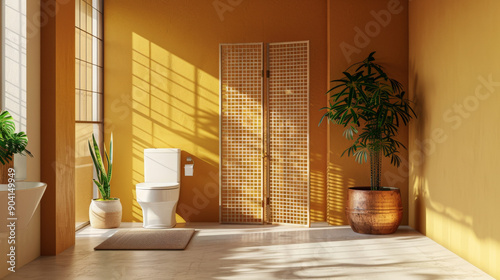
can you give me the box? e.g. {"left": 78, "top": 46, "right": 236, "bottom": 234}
{"left": 136, "top": 182, "right": 179, "bottom": 190}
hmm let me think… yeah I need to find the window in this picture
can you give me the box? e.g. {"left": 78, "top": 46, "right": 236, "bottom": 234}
{"left": 75, "top": 0, "right": 103, "bottom": 122}
{"left": 75, "top": 0, "right": 103, "bottom": 228}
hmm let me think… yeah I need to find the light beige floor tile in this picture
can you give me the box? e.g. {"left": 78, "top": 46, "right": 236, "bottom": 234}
{"left": 4, "top": 223, "right": 494, "bottom": 280}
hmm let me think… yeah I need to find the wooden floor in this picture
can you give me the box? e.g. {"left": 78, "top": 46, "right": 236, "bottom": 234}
{"left": 5, "top": 223, "right": 494, "bottom": 280}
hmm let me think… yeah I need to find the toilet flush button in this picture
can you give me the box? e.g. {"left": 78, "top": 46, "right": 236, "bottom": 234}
{"left": 184, "top": 164, "right": 194, "bottom": 176}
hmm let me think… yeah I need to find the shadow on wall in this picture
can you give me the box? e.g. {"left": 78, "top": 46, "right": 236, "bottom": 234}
{"left": 409, "top": 70, "right": 426, "bottom": 234}
{"left": 410, "top": 68, "right": 471, "bottom": 235}
{"left": 409, "top": 66, "right": 499, "bottom": 276}
{"left": 129, "top": 33, "right": 219, "bottom": 223}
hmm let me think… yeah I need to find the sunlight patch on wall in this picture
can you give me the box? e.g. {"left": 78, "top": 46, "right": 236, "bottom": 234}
{"left": 195, "top": 68, "right": 219, "bottom": 161}
{"left": 130, "top": 32, "right": 219, "bottom": 222}
{"left": 426, "top": 205, "right": 499, "bottom": 277}
{"left": 412, "top": 174, "right": 500, "bottom": 277}
{"left": 310, "top": 168, "right": 325, "bottom": 222}
{"left": 327, "top": 162, "right": 347, "bottom": 225}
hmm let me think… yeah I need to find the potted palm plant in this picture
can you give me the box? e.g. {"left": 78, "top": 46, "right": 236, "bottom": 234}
{"left": 0, "top": 111, "right": 32, "bottom": 183}
{"left": 88, "top": 133, "right": 121, "bottom": 228}
{"left": 322, "top": 52, "right": 416, "bottom": 234}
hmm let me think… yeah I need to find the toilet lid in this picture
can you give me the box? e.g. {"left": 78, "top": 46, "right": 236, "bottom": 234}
{"left": 136, "top": 182, "right": 179, "bottom": 190}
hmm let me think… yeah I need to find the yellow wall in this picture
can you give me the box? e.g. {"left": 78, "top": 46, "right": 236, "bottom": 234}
{"left": 104, "top": 0, "right": 328, "bottom": 223}
{"left": 409, "top": 0, "right": 500, "bottom": 278}
{"left": 327, "top": 0, "right": 410, "bottom": 225}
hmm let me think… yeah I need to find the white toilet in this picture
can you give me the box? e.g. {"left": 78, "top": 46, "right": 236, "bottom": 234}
{"left": 136, "top": 148, "right": 181, "bottom": 228}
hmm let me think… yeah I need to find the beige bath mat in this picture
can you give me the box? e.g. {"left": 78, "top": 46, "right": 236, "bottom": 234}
{"left": 94, "top": 228, "right": 195, "bottom": 250}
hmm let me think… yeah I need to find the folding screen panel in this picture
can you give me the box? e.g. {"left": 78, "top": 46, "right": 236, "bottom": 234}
{"left": 267, "top": 41, "right": 310, "bottom": 226}
{"left": 220, "top": 41, "right": 309, "bottom": 225}
{"left": 220, "top": 44, "right": 264, "bottom": 224}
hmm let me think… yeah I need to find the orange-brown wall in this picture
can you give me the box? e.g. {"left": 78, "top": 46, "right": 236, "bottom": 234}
{"left": 409, "top": 0, "right": 500, "bottom": 278}
{"left": 104, "top": 0, "right": 328, "bottom": 223}
{"left": 40, "top": 0, "right": 76, "bottom": 255}
{"left": 327, "top": 0, "right": 409, "bottom": 225}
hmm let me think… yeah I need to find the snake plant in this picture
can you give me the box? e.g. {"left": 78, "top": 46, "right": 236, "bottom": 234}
{"left": 321, "top": 52, "right": 416, "bottom": 190}
{"left": 0, "top": 110, "right": 32, "bottom": 164}
{"left": 88, "top": 133, "right": 113, "bottom": 200}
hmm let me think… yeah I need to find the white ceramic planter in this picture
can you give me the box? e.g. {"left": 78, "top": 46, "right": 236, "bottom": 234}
{"left": 89, "top": 198, "right": 122, "bottom": 229}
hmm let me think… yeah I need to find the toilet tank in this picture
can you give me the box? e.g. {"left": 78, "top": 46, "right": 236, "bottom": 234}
{"left": 144, "top": 148, "right": 181, "bottom": 183}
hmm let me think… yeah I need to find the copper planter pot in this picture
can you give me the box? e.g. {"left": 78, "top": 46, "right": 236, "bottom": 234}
{"left": 346, "top": 186, "right": 403, "bottom": 235}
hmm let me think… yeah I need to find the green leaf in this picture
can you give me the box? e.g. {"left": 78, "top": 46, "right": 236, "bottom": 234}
{"left": 88, "top": 140, "right": 101, "bottom": 178}
{"left": 92, "top": 134, "right": 107, "bottom": 176}
{"left": 93, "top": 179, "right": 106, "bottom": 200}
{"left": 343, "top": 126, "right": 358, "bottom": 140}
{"left": 321, "top": 51, "right": 416, "bottom": 170}
{"left": 107, "top": 133, "right": 113, "bottom": 182}
{"left": 0, "top": 111, "right": 32, "bottom": 163}
{"left": 354, "top": 149, "right": 368, "bottom": 164}
{"left": 319, "top": 114, "right": 327, "bottom": 126}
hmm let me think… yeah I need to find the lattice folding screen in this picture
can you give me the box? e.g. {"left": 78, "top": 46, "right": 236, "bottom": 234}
{"left": 220, "top": 44, "right": 264, "bottom": 224}
{"left": 267, "top": 42, "right": 309, "bottom": 226}
{"left": 220, "top": 41, "right": 309, "bottom": 226}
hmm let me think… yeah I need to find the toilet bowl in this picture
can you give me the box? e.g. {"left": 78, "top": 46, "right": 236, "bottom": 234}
{"left": 136, "top": 149, "right": 181, "bottom": 228}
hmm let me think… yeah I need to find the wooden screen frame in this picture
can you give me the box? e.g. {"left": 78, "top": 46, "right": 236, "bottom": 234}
{"left": 219, "top": 43, "right": 265, "bottom": 224}
{"left": 266, "top": 41, "right": 310, "bottom": 226}
{"left": 219, "top": 41, "right": 310, "bottom": 226}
